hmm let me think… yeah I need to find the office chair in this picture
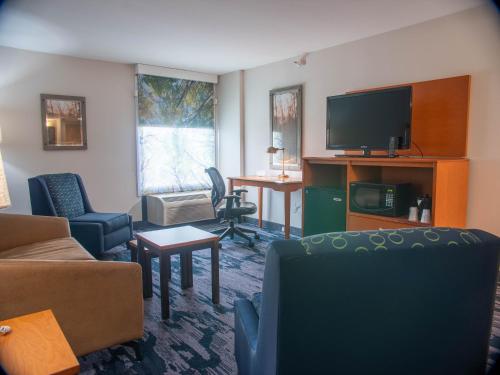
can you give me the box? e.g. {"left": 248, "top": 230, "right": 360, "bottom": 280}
{"left": 205, "top": 167, "right": 259, "bottom": 247}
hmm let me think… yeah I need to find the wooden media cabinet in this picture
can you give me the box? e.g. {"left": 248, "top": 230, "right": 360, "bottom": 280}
{"left": 302, "top": 156, "right": 469, "bottom": 233}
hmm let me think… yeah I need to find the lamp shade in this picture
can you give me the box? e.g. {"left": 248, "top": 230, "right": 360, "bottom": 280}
{"left": 0, "top": 127, "right": 10, "bottom": 209}
{"left": 0, "top": 150, "right": 10, "bottom": 209}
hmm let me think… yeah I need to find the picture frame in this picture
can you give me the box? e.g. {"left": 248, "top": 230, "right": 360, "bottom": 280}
{"left": 269, "top": 85, "right": 302, "bottom": 171}
{"left": 41, "top": 94, "right": 87, "bottom": 150}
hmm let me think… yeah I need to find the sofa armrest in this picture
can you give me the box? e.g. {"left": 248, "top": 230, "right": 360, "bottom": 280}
{"left": 234, "top": 298, "right": 259, "bottom": 375}
{"left": 0, "top": 213, "right": 70, "bottom": 252}
{"left": 0, "top": 260, "right": 143, "bottom": 356}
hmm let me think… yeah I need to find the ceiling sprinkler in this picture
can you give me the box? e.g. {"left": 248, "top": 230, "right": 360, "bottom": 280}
{"left": 293, "top": 53, "right": 308, "bottom": 67}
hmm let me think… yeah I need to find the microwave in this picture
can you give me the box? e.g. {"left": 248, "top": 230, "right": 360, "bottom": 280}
{"left": 349, "top": 182, "right": 412, "bottom": 217}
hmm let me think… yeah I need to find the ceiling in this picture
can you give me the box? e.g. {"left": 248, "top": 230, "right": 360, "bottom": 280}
{"left": 0, "top": 0, "right": 485, "bottom": 74}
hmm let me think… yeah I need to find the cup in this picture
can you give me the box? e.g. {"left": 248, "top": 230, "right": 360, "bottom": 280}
{"left": 421, "top": 208, "right": 431, "bottom": 224}
{"left": 408, "top": 207, "right": 418, "bottom": 221}
{"left": 0, "top": 325, "right": 11, "bottom": 335}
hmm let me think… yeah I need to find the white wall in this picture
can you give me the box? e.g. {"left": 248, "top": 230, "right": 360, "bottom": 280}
{"left": 0, "top": 47, "right": 142, "bottom": 219}
{"left": 0, "top": 46, "right": 243, "bottom": 221}
{"left": 237, "top": 5, "right": 500, "bottom": 235}
{"left": 216, "top": 70, "right": 244, "bottom": 181}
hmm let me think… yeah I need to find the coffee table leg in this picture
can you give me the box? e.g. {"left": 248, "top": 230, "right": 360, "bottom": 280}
{"left": 159, "top": 252, "right": 171, "bottom": 320}
{"left": 145, "top": 252, "right": 152, "bottom": 298}
{"left": 180, "top": 252, "right": 193, "bottom": 289}
{"left": 138, "top": 239, "right": 152, "bottom": 298}
{"left": 211, "top": 240, "right": 220, "bottom": 304}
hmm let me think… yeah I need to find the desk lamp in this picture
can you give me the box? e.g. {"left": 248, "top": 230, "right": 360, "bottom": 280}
{"left": 266, "top": 146, "right": 288, "bottom": 180}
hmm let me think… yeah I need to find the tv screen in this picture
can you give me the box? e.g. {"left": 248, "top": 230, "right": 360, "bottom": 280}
{"left": 326, "top": 86, "right": 412, "bottom": 151}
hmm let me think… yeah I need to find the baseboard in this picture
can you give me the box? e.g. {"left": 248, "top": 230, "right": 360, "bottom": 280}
{"left": 133, "top": 218, "right": 302, "bottom": 237}
{"left": 132, "top": 219, "right": 220, "bottom": 231}
{"left": 242, "top": 217, "right": 301, "bottom": 237}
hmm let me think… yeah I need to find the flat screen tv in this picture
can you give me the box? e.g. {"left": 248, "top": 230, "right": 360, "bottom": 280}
{"left": 326, "top": 86, "right": 412, "bottom": 155}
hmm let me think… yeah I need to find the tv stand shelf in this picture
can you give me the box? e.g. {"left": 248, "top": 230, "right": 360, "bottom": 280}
{"left": 302, "top": 156, "right": 469, "bottom": 233}
{"left": 348, "top": 212, "right": 431, "bottom": 230}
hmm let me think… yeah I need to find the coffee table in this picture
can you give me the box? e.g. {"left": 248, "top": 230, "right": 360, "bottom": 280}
{"left": 135, "top": 225, "right": 220, "bottom": 320}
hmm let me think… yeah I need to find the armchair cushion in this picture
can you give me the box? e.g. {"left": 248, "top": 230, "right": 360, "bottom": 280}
{"left": 43, "top": 173, "right": 85, "bottom": 219}
{"left": 0, "top": 238, "right": 94, "bottom": 261}
{"left": 71, "top": 212, "right": 130, "bottom": 234}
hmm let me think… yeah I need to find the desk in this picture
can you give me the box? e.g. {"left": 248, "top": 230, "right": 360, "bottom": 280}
{"left": 227, "top": 176, "right": 302, "bottom": 239}
{"left": 0, "top": 310, "right": 79, "bottom": 375}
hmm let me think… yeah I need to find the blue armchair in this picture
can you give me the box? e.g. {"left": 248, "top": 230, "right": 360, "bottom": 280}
{"left": 235, "top": 228, "right": 500, "bottom": 375}
{"left": 28, "top": 173, "right": 133, "bottom": 257}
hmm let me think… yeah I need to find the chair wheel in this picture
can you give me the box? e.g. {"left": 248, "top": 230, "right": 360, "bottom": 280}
{"left": 255, "top": 234, "right": 260, "bottom": 240}
{"left": 248, "top": 241, "right": 254, "bottom": 248}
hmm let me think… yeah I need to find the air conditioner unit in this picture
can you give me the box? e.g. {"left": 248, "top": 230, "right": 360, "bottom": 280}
{"left": 146, "top": 190, "right": 215, "bottom": 226}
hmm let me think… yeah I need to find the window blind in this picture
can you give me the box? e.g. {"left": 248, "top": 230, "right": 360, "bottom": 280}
{"left": 136, "top": 74, "right": 215, "bottom": 195}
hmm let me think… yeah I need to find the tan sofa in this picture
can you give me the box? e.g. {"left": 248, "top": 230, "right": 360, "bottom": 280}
{"left": 0, "top": 213, "right": 143, "bottom": 356}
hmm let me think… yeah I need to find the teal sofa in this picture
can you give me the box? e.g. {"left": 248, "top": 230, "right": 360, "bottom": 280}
{"left": 235, "top": 228, "right": 500, "bottom": 375}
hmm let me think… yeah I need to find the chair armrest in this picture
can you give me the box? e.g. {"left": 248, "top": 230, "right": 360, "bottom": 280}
{"left": 232, "top": 189, "right": 248, "bottom": 195}
{"left": 222, "top": 195, "right": 240, "bottom": 215}
{"left": 224, "top": 194, "right": 245, "bottom": 209}
{"left": 235, "top": 299, "right": 259, "bottom": 351}
{"left": 223, "top": 195, "right": 240, "bottom": 199}
{"left": 0, "top": 214, "right": 70, "bottom": 252}
{"left": 234, "top": 299, "right": 259, "bottom": 374}
{"left": 0, "top": 259, "right": 143, "bottom": 356}
{"left": 69, "top": 221, "right": 104, "bottom": 256}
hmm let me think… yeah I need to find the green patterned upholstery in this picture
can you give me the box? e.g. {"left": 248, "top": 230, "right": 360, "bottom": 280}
{"left": 300, "top": 227, "right": 482, "bottom": 255}
{"left": 43, "top": 173, "right": 85, "bottom": 219}
{"left": 235, "top": 227, "right": 500, "bottom": 375}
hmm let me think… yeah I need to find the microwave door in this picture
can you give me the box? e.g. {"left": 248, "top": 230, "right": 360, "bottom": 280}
{"left": 354, "top": 187, "right": 381, "bottom": 210}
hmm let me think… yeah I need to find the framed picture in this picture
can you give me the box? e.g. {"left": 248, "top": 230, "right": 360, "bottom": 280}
{"left": 41, "top": 94, "right": 87, "bottom": 150}
{"left": 269, "top": 85, "right": 302, "bottom": 171}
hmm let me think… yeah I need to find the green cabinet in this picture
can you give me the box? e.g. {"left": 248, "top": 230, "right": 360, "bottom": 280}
{"left": 303, "top": 187, "right": 346, "bottom": 237}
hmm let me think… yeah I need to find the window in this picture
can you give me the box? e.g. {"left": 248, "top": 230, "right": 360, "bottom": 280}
{"left": 136, "top": 74, "right": 215, "bottom": 195}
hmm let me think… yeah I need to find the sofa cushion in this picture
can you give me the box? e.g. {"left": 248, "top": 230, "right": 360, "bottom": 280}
{"left": 42, "top": 173, "right": 86, "bottom": 219}
{"left": 70, "top": 213, "right": 129, "bottom": 234}
{"left": 0, "top": 237, "right": 95, "bottom": 261}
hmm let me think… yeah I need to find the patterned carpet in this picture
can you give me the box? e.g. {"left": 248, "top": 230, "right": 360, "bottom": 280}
{"left": 79, "top": 222, "right": 273, "bottom": 374}
{"left": 79, "top": 222, "right": 500, "bottom": 375}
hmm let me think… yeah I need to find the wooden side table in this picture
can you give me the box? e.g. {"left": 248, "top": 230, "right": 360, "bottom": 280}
{"left": 135, "top": 225, "right": 220, "bottom": 320}
{"left": 0, "top": 310, "right": 79, "bottom": 375}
